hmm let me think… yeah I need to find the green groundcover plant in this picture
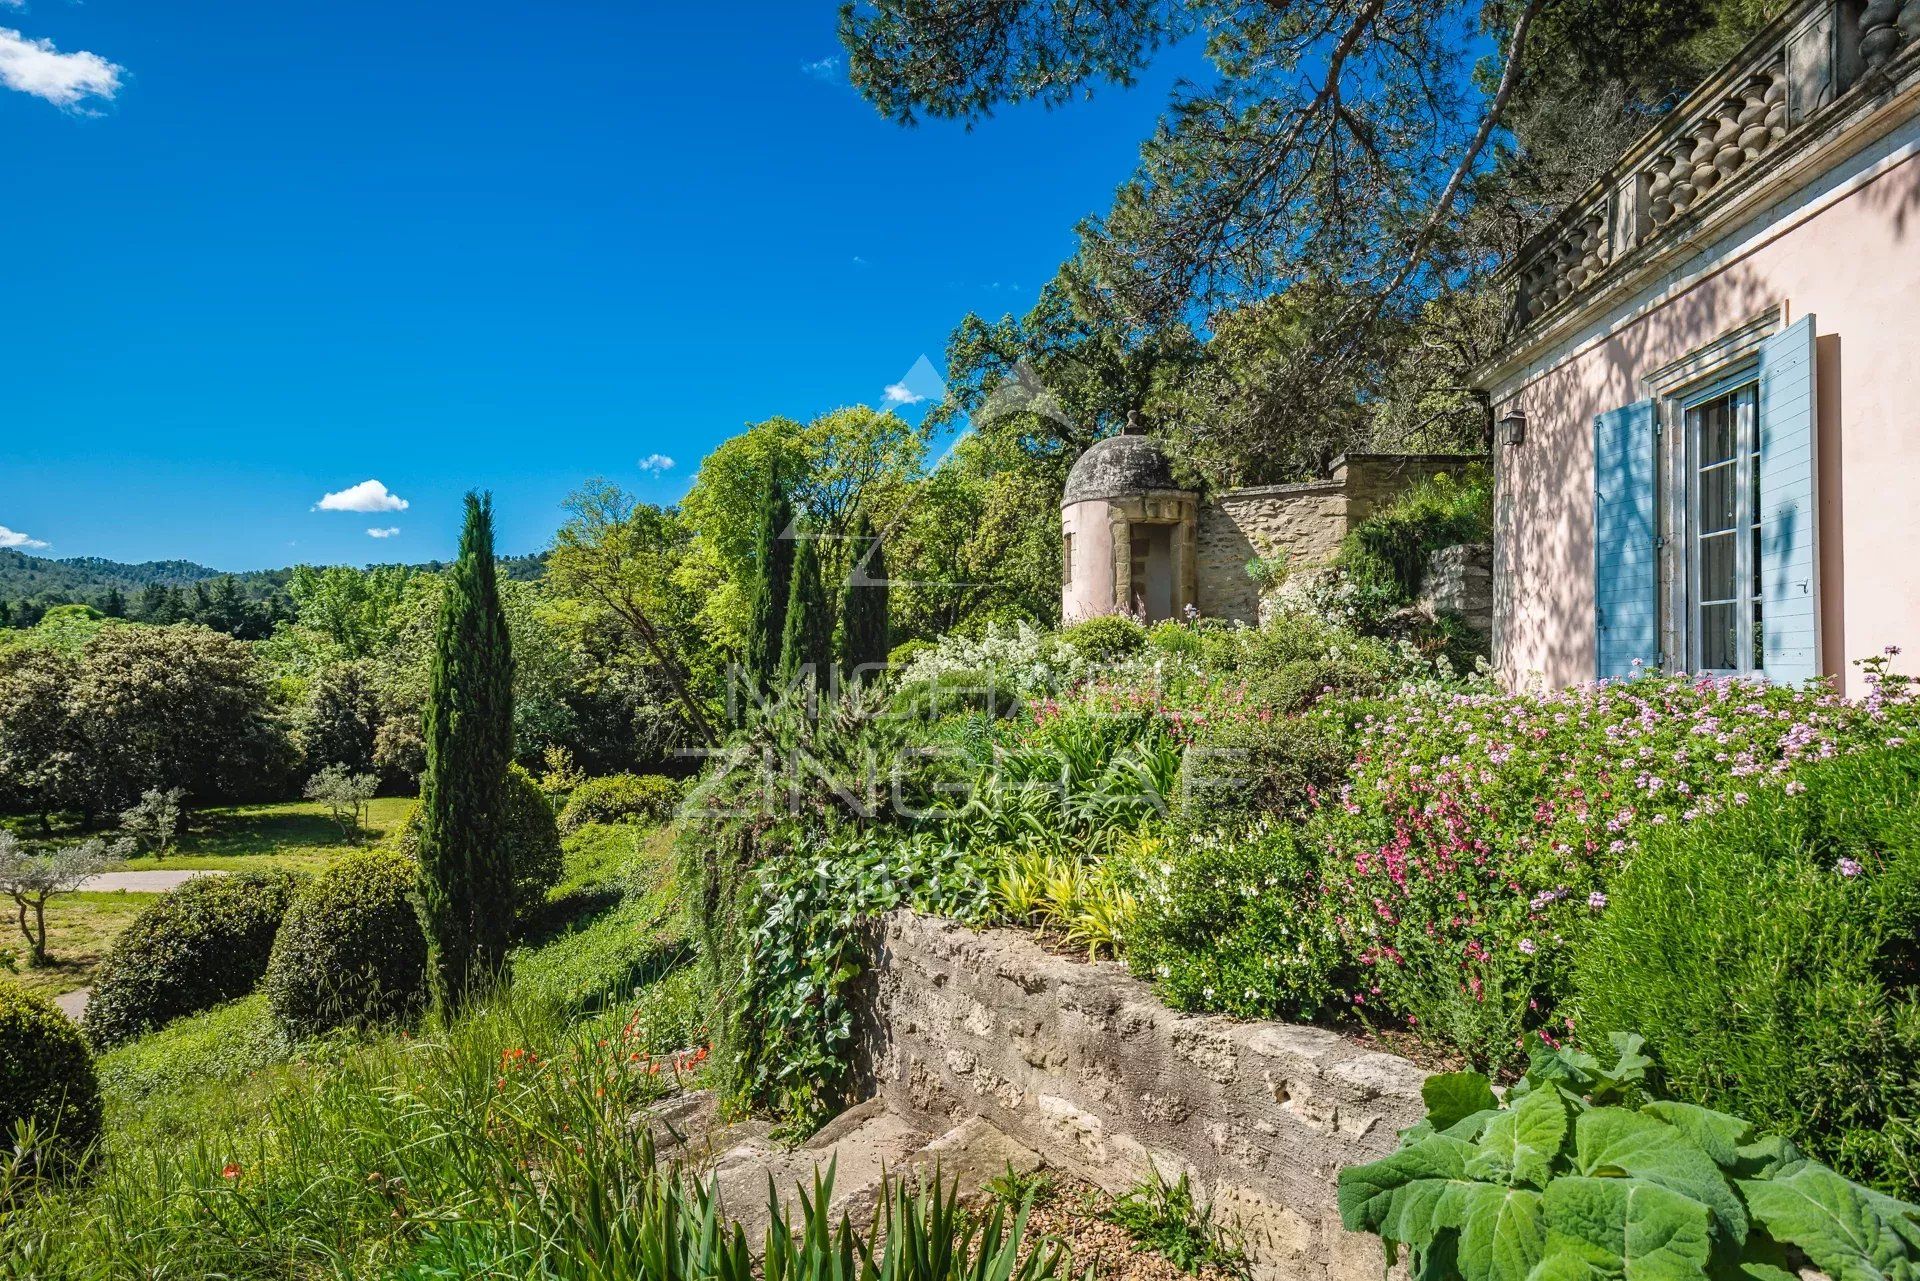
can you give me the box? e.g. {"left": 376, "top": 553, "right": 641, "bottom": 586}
{"left": 1339, "top": 1034, "right": 1920, "bottom": 1281}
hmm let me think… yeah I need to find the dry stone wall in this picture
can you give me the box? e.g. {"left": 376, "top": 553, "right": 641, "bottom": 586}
{"left": 1194, "top": 454, "right": 1483, "bottom": 623}
{"left": 858, "top": 912, "right": 1427, "bottom": 1281}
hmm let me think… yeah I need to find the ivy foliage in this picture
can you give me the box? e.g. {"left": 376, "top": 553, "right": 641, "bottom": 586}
{"left": 1338, "top": 1034, "right": 1920, "bottom": 1281}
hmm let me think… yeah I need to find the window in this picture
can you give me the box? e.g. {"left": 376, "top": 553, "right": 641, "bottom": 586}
{"left": 1684, "top": 380, "right": 1761, "bottom": 673}
{"left": 1062, "top": 533, "right": 1073, "bottom": 586}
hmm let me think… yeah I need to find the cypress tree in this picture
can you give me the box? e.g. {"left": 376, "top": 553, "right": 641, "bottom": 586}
{"left": 778, "top": 536, "right": 832, "bottom": 692}
{"left": 841, "top": 510, "right": 889, "bottom": 683}
{"left": 743, "top": 474, "right": 795, "bottom": 700}
{"left": 416, "top": 491, "right": 516, "bottom": 1009}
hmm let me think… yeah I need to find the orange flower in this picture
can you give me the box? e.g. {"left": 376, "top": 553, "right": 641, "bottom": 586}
{"left": 221, "top": 1163, "right": 242, "bottom": 1180}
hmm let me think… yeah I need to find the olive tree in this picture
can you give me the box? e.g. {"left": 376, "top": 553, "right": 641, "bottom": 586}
{"left": 0, "top": 833, "right": 123, "bottom": 966}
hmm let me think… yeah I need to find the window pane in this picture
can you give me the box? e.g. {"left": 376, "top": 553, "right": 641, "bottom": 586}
{"left": 1700, "top": 531, "right": 1737, "bottom": 601}
{"left": 1699, "top": 463, "right": 1736, "bottom": 533}
{"left": 1697, "top": 400, "right": 1737, "bottom": 465}
{"left": 1700, "top": 602, "right": 1739, "bottom": 670}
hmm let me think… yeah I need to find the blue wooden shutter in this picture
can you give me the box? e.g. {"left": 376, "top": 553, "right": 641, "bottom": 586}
{"left": 1593, "top": 399, "right": 1659, "bottom": 679}
{"left": 1758, "top": 314, "right": 1819, "bottom": 684}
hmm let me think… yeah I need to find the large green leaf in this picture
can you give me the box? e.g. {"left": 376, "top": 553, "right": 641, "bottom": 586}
{"left": 1574, "top": 1109, "right": 1747, "bottom": 1243}
{"left": 1427, "top": 1073, "right": 1502, "bottom": 1132}
{"left": 1339, "top": 1135, "right": 1477, "bottom": 1243}
{"left": 1639, "top": 1103, "right": 1753, "bottom": 1171}
{"left": 1470, "top": 1087, "right": 1572, "bottom": 1189}
{"left": 1739, "top": 1162, "right": 1920, "bottom": 1281}
{"left": 1539, "top": 1176, "right": 1715, "bottom": 1281}
{"left": 1452, "top": 1183, "right": 1548, "bottom": 1281}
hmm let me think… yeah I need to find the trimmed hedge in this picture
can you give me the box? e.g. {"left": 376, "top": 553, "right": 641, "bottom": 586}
{"left": 556, "top": 773, "right": 679, "bottom": 835}
{"left": 0, "top": 980, "right": 101, "bottom": 1178}
{"left": 263, "top": 847, "right": 428, "bottom": 1039}
{"left": 83, "top": 872, "right": 301, "bottom": 1049}
{"left": 387, "top": 763, "right": 563, "bottom": 918}
{"left": 1574, "top": 745, "right": 1920, "bottom": 1195}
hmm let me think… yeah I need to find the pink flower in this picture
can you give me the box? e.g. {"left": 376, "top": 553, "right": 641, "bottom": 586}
{"left": 1835, "top": 857, "right": 1863, "bottom": 878}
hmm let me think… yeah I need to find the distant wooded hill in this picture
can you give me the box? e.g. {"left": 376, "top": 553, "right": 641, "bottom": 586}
{"left": 0, "top": 547, "right": 546, "bottom": 614}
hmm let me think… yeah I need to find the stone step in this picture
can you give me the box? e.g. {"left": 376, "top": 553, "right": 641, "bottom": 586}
{"left": 700, "top": 1099, "right": 1044, "bottom": 1254}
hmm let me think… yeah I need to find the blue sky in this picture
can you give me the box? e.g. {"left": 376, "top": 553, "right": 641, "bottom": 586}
{"left": 1, "top": 1, "right": 1201, "bottom": 569}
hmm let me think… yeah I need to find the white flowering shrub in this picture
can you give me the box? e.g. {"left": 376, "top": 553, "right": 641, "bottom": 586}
{"left": 890, "top": 621, "right": 1088, "bottom": 697}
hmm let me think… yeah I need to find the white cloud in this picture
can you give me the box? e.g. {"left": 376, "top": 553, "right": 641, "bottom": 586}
{"left": 0, "top": 2, "right": 26, "bottom": 11}
{"left": 801, "top": 55, "right": 840, "bottom": 82}
{"left": 638, "top": 453, "right": 675, "bottom": 475}
{"left": 0, "top": 524, "right": 48, "bottom": 550}
{"left": 0, "top": 26, "right": 124, "bottom": 109}
{"left": 366, "top": 527, "right": 400, "bottom": 539}
{"left": 881, "top": 354, "right": 948, "bottom": 409}
{"left": 314, "top": 479, "right": 409, "bottom": 513}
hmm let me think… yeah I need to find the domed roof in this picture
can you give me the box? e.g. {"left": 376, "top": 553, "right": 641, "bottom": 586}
{"left": 1061, "top": 431, "right": 1184, "bottom": 506}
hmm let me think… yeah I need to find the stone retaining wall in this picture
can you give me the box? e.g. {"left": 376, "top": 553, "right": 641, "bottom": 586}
{"left": 859, "top": 912, "right": 1428, "bottom": 1281}
{"left": 1422, "top": 543, "right": 1494, "bottom": 639}
{"left": 1195, "top": 454, "right": 1483, "bottom": 623}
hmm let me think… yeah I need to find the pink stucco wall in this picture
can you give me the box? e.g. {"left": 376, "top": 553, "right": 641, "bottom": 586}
{"left": 1491, "top": 124, "right": 1920, "bottom": 693}
{"left": 1061, "top": 499, "right": 1116, "bottom": 623}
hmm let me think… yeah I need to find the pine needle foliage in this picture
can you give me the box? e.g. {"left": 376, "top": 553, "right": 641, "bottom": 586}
{"left": 416, "top": 491, "right": 517, "bottom": 1011}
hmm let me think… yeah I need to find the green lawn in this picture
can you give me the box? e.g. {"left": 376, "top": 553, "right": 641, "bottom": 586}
{"left": 115, "top": 796, "right": 415, "bottom": 874}
{"left": 6, "top": 890, "right": 161, "bottom": 999}
{"left": 5, "top": 797, "right": 416, "bottom": 998}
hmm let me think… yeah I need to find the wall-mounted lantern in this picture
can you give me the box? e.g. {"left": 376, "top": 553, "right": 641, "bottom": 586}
{"left": 1498, "top": 409, "right": 1528, "bottom": 447}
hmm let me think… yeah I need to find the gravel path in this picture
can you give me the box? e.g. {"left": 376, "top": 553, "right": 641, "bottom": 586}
{"left": 55, "top": 987, "right": 91, "bottom": 1022}
{"left": 77, "top": 868, "right": 225, "bottom": 894}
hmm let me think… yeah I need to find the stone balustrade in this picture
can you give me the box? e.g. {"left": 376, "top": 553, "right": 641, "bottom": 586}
{"left": 1511, "top": 0, "right": 1916, "bottom": 333}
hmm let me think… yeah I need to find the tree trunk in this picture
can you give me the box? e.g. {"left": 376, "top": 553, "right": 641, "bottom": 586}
{"left": 28, "top": 896, "right": 48, "bottom": 966}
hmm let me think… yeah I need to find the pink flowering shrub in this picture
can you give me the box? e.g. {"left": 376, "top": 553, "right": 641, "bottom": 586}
{"left": 1301, "top": 657, "right": 1918, "bottom": 1066}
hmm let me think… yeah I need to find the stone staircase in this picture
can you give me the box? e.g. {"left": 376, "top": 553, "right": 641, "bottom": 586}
{"left": 637, "top": 1090, "right": 1044, "bottom": 1251}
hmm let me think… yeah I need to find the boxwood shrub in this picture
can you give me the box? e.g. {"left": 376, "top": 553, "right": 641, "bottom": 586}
{"left": 1574, "top": 744, "right": 1920, "bottom": 1195}
{"left": 556, "top": 773, "right": 680, "bottom": 835}
{"left": 83, "top": 871, "right": 301, "bottom": 1049}
{"left": 263, "top": 846, "right": 428, "bottom": 1039}
{"left": 0, "top": 979, "right": 102, "bottom": 1178}
{"left": 386, "top": 763, "right": 563, "bottom": 918}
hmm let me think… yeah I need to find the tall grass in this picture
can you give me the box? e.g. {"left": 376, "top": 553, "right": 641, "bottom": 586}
{"left": 4, "top": 984, "right": 1072, "bottom": 1279}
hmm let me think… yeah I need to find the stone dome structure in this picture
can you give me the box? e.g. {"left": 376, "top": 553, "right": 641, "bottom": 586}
{"left": 1060, "top": 425, "right": 1198, "bottom": 624}
{"left": 1061, "top": 431, "right": 1180, "bottom": 506}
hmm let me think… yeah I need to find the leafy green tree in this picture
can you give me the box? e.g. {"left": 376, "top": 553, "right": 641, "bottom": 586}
{"left": 778, "top": 536, "right": 832, "bottom": 690}
{"left": 744, "top": 474, "right": 795, "bottom": 700}
{"left": 0, "top": 624, "right": 291, "bottom": 822}
{"left": 1148, "top": 284, "right": 1401, "bottom": 490}
{"left": 99, "top": 587, "right": 125, "bottom": 619}
{"left": 286, "top": 564, "right": 418, "bottom": 660}
{"left": 293, "top": 659, "right": 385, "bottom": 777}
{"left": 886, "top": 430, "right": 1064, "bottom": 638}
{"left": 679, "top": 407, "right": 925, "bottom": 657}
{"left": 415, "top": 492, "right": 516, "bottom": 1008}
{"left": 547, "top": 480, "right": 714, "bottom": 744}
{"left": 840, "top": 510, "right": 889, "bottom": 683}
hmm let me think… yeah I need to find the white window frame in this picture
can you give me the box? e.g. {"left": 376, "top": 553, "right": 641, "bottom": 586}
{"left": 1644, "top": 306, "right": 1786, "bottom": 674}
{"left": 1679, "top": 378, "right": 1762, "bottom": 674}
